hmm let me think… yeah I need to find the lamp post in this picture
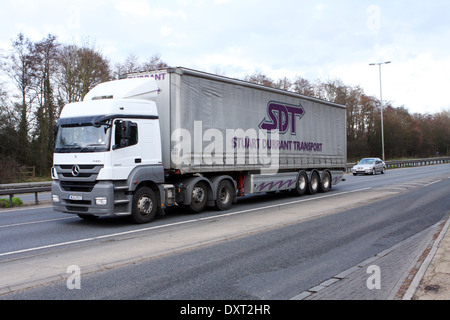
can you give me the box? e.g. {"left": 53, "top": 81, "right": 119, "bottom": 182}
{"left": 369, "top": 61, "right": 391, "bottom": 161}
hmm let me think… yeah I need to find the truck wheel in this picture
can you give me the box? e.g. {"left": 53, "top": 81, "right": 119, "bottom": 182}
{"left": 320, "top": 171, "right": 331, "bottom": 193}
{"left": 293, "top": 171, "right": 308, "bottom": 196}
{"left": 307, "top": 171, "right": 320, "bottom": 195}
{"left": 131, "top": 186, "right": 157, "bottom": 224}
{"left": 215, "top": 180, "right": 233, "bottom": 211}
{"left": 189, "top": 181, "right": 208, "bottom": 212}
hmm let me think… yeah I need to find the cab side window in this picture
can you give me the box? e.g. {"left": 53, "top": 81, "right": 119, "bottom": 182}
{"left": 114, "top": 120, "right": 138, "bottom": 149}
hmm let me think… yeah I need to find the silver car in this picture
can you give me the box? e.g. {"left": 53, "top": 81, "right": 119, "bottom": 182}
{"left": 352, "top": 158, "right": 386, "bottom": 175}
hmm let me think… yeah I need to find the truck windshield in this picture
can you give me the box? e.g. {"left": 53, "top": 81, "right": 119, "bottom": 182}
{"left": 54, "top": 123, "right": 111, "bottom": 153}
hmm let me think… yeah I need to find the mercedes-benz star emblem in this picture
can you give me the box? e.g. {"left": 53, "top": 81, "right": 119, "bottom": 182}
{"left": 72, "top": 165, "right": 80, "bottom": 177}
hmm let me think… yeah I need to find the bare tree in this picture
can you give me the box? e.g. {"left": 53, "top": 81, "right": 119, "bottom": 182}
{"left": 141, "top": 54, "right": 169, "bottom": 71}
{"left": 56, "top": 44, "right": 82, "bottom": 104}
{"left": 79, "top": 46, "right": 111, "bottom": 100}
{"left": 0, "top": 82, "right": 20, "bottom": 172}
{"left": 31, "top": 34, "right": 60, "bottom": 174}
{"left": 114, "top": 53, "right": 141, "bottom": 77}
{"left": 114, "top": 53, "right": 169, "bottom": 78}
{"left": 274, "top": 77, "right": 292, "bottom": 91}
{"left": 57, "top": 43, "right": 111, "bottom": 105}
{"left": 4, "top": 33, "right": 36, "bottom": 165}
{"left": 292, "top": 76, "right": 316, "bottom": 97}
{"left": 244, "top": 71, "right": 275, "bottom": 87}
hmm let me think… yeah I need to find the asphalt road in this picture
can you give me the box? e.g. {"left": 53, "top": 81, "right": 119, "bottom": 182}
{"left": 0, "top": 163, "right": 449, "bottom": 301}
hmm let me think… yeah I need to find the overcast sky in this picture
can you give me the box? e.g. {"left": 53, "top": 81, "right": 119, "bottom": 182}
{"left": 1, "top": 0, "right": 449, "bottom": 114}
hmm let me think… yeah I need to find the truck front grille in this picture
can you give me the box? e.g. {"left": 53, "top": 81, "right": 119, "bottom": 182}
{"left": 61, "top": 172, "right": 93, "bottom": 178}
{"left": 63, "top": 199, "right": 92, "bottom": 205}
{"left": 59, "top": 165, "right": 97, "bottom": 170}
{"left": 60, "top": 181, "right": 97, "bottom": 192}
{"left": 54, "top": 164, "right": 103, "bottom": 185}
{"left": 65, "top": 206, "right": 89, "bottom": 213}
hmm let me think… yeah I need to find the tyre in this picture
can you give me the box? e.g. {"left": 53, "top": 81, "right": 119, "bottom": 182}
{"left": 189, "top": 181, "right": 208, "bottom": 213}
{"left": 293, "top": 171, "right": 308, "bottom": 196}
{"left": 307, "top": 171, "right": 320, "bottom": 195}
{"left": 215, "top": 180, "right": 233, "bottom": 211}
{"left": 131, "top": 186, "right": 157, "bottom": 224}
{"left": 320, "top": 171, "right": 331, "bottom": 193}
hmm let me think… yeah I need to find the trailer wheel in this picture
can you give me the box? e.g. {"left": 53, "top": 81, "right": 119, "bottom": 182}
{"left": 293, "top": 171, "right": 308, "bottom": 196}
{"left": 307, "top": 171, "right": 320, "bottom": 195}
{"left": 189, "top": 181, "right": 208, "bottom": 212}
{"left": 131, "top": 186, "right": 157, "bottom": 224}
{"left": 215, "top": 180, "right": 233, "bottom": 211}
{"left": 320, "top": 171, "right": 331, "bottom": 193}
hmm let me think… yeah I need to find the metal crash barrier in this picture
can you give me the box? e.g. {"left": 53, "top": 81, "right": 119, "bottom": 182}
{"left": 344, "top": 157, "right": 450, "bottom": 173}
{"left": 0, "top": 182, "right": 51, "bottom": 208}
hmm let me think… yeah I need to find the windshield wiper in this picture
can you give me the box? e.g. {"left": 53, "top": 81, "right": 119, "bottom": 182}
{"left": 55, "top": 143, "right": 82, "bottom": 153}
{"left": 62, "top": 143, "right": 82, "bottom": 149}
{"left": 80, "top": 144, "right": 105, "bottom": 152}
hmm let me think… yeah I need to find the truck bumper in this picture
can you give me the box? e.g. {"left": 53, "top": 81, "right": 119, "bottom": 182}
{"left": 51, "top": 180, "right": 117, "bottom": 216}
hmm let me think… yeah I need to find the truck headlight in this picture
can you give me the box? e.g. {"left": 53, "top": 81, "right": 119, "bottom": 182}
{"left": 52, "top": 194, "right": 60, "bottom": 203}
{"left": 95, "top": 197, "right": 108, "bottom": 206}
{"left": 51, "top": 167, "right": 58, "bottom": 180}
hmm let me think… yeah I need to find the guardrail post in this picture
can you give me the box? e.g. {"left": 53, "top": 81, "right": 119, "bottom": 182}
{"left": 9, "top": 194, "right": 14, "bottom": 208}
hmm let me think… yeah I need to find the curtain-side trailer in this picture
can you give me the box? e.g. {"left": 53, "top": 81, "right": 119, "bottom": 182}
{"left": 52, "top": 67, "right": 346, "bottom": 223}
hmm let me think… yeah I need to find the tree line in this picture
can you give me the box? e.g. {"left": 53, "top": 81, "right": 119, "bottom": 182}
{"left": 0, "top": 33, "right": 167, "bottom": 182}
{"left": 0, "top": 33, "right": 448, "bottom": 182}
{"left": 244, "top": 73, "right": 450, "bottom": 162}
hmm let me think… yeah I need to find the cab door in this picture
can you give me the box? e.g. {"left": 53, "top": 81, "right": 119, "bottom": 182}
{"left": 110, "top": 119, "right": 142, "bottom": 180}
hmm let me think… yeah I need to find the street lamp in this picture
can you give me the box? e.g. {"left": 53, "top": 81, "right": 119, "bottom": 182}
{"left": 369, "top": 61, "right": 391, "bottom": 161}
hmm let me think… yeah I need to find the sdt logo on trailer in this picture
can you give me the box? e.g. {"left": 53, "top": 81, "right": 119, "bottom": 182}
{"left": 259, "top": 101, "right": 305, "bottom": 135}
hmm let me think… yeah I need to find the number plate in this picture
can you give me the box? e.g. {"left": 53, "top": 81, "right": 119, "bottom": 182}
{"left": 69, "top": 195, "right": 83, "bottom": 201}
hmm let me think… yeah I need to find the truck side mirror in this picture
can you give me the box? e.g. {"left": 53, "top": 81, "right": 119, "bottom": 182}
{"left": 120, "top": 121, "right": 132, "bottom": 147}
{"left": 53, "top": 124, "right": 59, "bottom": 149}
{"left": 121, "top": 121, "right": 132, "bottom": 139}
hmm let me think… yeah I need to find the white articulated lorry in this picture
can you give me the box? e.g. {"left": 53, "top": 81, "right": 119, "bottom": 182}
{"left": 51, "top": 67, "right": 347, "bottom": 223}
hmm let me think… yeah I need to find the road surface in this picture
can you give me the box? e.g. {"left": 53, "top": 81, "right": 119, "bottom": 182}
{"left": 0, "top": 164, "right": 449, "bottom": 302}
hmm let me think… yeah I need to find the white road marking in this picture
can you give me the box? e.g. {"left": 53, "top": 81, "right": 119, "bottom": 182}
{"left": 0, "top": 217, "right": 76, "bottom": 228}
{"left": 0, "top": 188, "right": 372, "bottom": 258}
